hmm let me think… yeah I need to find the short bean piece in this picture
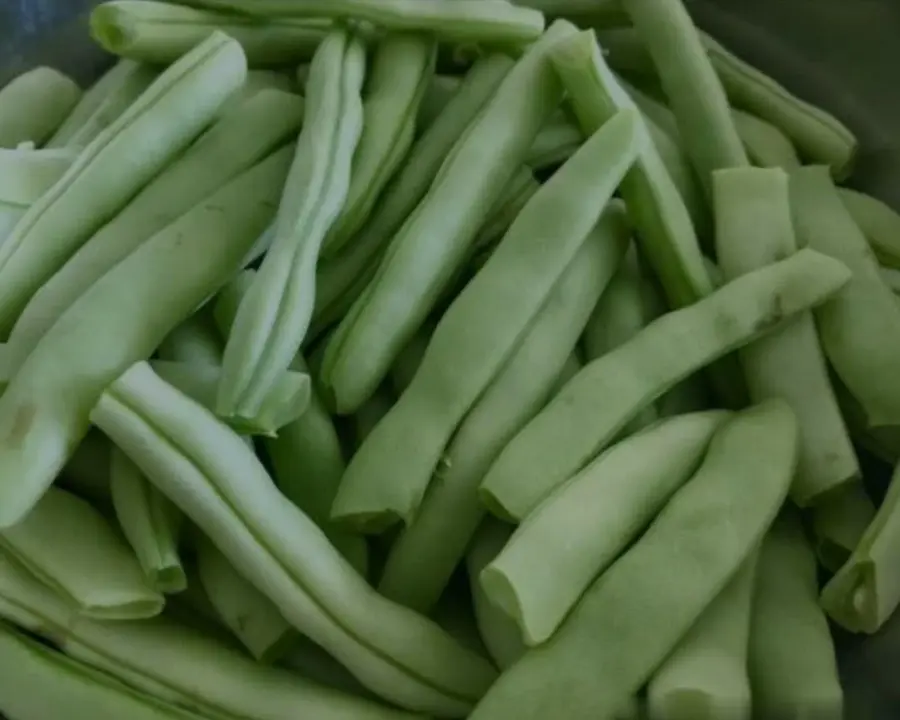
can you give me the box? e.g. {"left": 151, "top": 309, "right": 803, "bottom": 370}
{"left": 480, "top": 248, "right": 850, "bottom": 521}
{"left": 0, "top": 67, "right": 82, "bottom": 147}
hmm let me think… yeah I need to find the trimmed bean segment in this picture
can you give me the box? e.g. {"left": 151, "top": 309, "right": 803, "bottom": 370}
{"left": 331, "top": 109, "right": 641, "bottom": 531}
{"left": 714, "top": 167, "right": 858, "bottom": 505}
{"left": 480, "top": 248, "right": 851, "bottom": 521}
{"left": 790, "top": 165, "right": 900, "bottom": 427}
{"left": 378, "top": 211, "right": 630, "bottom": 612}
{"left": 217, "top": 29, "right": 365, "bottom": 421}
{"left": 482, "top": 410, "right": 730, "bottom": 645}
{"left": 469, "top": 400, "right": 797, "bottom": 720}
{"left": 0, "top": 67, "right": 82, "bottom": 148}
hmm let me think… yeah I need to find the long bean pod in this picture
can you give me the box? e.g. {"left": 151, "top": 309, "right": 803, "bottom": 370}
{"left": 480, "top": 248, "right": 850, "bottom": 521}
{"left": 469, "top": 400, "right": 796, "bottom": 720}
{"left": 0, "top": 147, "right": 76, "bottom": 205}
{"left": 378, "top": 211, "right": 630, "bottom": 611}
{"left": 482, "top": 411, "right": 729, "bottom": 646}
{"left": 0, "top": 147, "right": 291, "bottom": 528}
{"left": 0, "top": 32, "right": 247, "bottom": 337}
{"left": 332, "top": 110, "right": 640, "bottom": 531}
{"left": 92, "top": 361, "right": 496, "bottom": 714}
{"left": 321, "top": 22, "right": 576, "bottom": 414}
{"left": 714, "top": 167, "right": 858, "bottom": 504}
{"left": 838, "top": 188, "right": 900, "bottom": 269}
{"left": 0, "top": 67, "right": 82, "bottom": 147}
{"left": 217, "top": 29, "right": 365, "bottom": 421}
{"left": 732, "top": 108, "right": 801, "bottom": 169}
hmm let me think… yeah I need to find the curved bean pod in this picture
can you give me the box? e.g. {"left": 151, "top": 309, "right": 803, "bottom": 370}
{"left": 92, "top": 361, "right": 496, "bottom": 714}
{"left": 715, "top": 167, "right": 858, "bottom": 505}
{"left": 790, "top": 165, "right": 900, "bottom": 427}
{"left": 469, "top": 400, "right": 797, "bottom": 720}
{"left": 480, "top": 248, "right": 851, "bottom": 521}
{"left": 378, "top": 210, "right": 630, "bottom": 611}
{"left": 10, "top": 87, "right": 304, "bottom": 368}
{"left": 482, "top": 410, "right": 729, "bottom": 646}
{"left": 0, "top": 146, "right": 291, "bottom": 529}
{"left": 0, "top": 67, "right": 81, "bottom": 148}
{"left": 217, "top": 29, "right": 365, "bottom": 421}
{"left": 838, "top": 188, "right": 900, "bottom": 269}
{"left": 331, "top": 110, "right": 640, "bottom": 531}
{"left": 0, "top": 32, "right": 247, "bottom": 337}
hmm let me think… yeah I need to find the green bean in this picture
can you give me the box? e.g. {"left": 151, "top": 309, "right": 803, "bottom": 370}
{"left": 821, "top": 459, "right": 900, "bottom": 633}
{"left": 472, "top": 167, "right": 540, "bottom": 253}
{"left": 0, "top": 552, "right": 425, "bottom": 720}
{"left": 791, "top": 165, "right": 900, "bottom": 427}
{"left": 181, "top": 0, "right": 544, "bottom": 46}
{"left": 732, "top": 108, "right": 801, "bottom": 169}
{"left": 213, "top": 269, "right": 369, "bottom": 575}
{"left": 0, "top": 67, "right": 82, "bottom": 148}
{"left": 378, "top": 212, "right": 630, "bottom": 611}
{"left": 323, "top": 34, "right": 437, "bottom": 255}
{"left": 92, "top": 362, "right": 496, "bottom": 714}
{"left": 0, "top": 623, "right": 207, "bottom": 720}
{"left": 215, "top": 70, "right": 299, "bottom": 118}
{"left": 331, "top": 110, "right": 640, "bottom": 531}
{"left": 195, "top": 534, "right": 295, "bottom": 663}
{"left": 0, "top": 33, "right": 247, "bottom": 338}
{"left": 312, "top": 54, "right": 513, "bottom": 327}
{"left": 514, "top": 0, "right": 628, "bottom": 26}
{"left": 813, "top": 481, "right": 876, "bottom": 574}
{"left": 525, "top": 113, "right": 584, "bottom": 169}
{"left": 321, "top": 22, "right": 576, "bottom": 414}
{"left": 620, "top": 0, "right": 748, "bottom": 190}
{"left": 838, "top": 188, "right": 900, "bottom": 270}
{"left": 354, "top": 385, "right": 396, "bottom": 447}
{"left": 390, "top": 325, "right": 433, "bottom": 396}
{"left": 417, "top": 74, "right": 462, "bottom": 130}
{"left": 217, "top": 30, "right": 365, "bottom": 421}
{"left": 283, "top": 635, "right": 373, "bottom": 698}
{"left": 157, "top": 308, "right": 224, "bottom": 367}
{"left": 0, "top": 486, "right": 163, "bottom": 619}
{"left": 483, "top": 410, "right": 729, "bottom": 646}
{"left": 9, "top": 89, "right": 302, "bottom": 365}
{"left": 0, "top": 146, "right": 290, "bottom": 529}
{"left": 110, "top": 447, "right": 186, "bottom": 594}
{"left": 466, "top": 519, "right": 526, "bottom": 670}
{"left": 647, "top": 555, "right": 756, "bottom": 720}
{"left": 715, "top": 167, "right": 858, "bottom": 505}
{"left": 469, "top": 400, "right": 796, "bottom": 720}
{"left": 0, "top": 147, "right": 76, "bottom": 205}
{"left": 92, "top": 1, "right": 328, "bottom": 66}
{"left": 750, "top": 511, "right": 843, "bottom": 719}
{"left": 480, "top": 248, "right": 851, "bottom": 521}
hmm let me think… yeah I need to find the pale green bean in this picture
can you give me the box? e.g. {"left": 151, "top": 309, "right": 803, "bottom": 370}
{"left": 92, "top": 1, "right": 328, "bottom": 66}
{"left": 839, "top": 188, "right": 900, "bottom": 269}
{"left": 480, "top": 248, "right": 850, "bottom": 521}
{"left": 483, "top": 411, "right": 729, "bottom": 645}
{"left": 0, "top": 32, "right": 247, "bottom": 338}
{"left": 790, "top": 165, "right": 900, "bottom": 427}
{"left": 0, "top": 67, "right": 81, "bottom": 147}
{"left": 217, "top": 29, "right": 365, "bottom": 421}
{"left": 0, "top": 146, "right": 290, "bottom": 529}
{"left": 378, "top": 211, "right": 630, "bottom": 611}
{"left": 715, "top": 167, "right": 858, "bottom": 504}
{"left": 472, "top": 167, "right": 540, "bottom": 253}
{"left": 0, "top": 147, "right": 76, "bottom": 205}
{"left": 282, "top": 635, "right": 372, "bottom": 698}
{"left": 92, "top": 361, "right": 496, "bottom": 714}
{"left": 813, "top": 481, "right": 876, "bottom": 574}
{"left": 331, "top": 110, "right": 640, "bottom": 531}
{"left": 469, "top": 400, "right": 797, "bottom": 720}
{"left": 732, "top": 108, "right": 801, "bottom": 168}
{"left": 321, "top": 22, "right": 577, "bottom": 414}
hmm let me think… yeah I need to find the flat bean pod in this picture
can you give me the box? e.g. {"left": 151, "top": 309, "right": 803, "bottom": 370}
{"left": 469, "top": 400, "right": 797, "bottom": 720}
{"left": 0, "top": 67, "right": 82, "bottom": 148}
{"left": 480, "top": 248, "right": 851, "bottom": 521}
{"left": 790, "top": 165, "right": 900, "bottom": 427}
{"left": 92, "top": 1, "right": 328, "bottom": 66}
{"left": 0, "top": 146, "right": 291, "bottom": 528}
{"left": 813, "top": 481, "right": 876, "bottom": 574}
{"left": 715, "top": 167, "right": 858, "bottom": 505}
{"left": 0, "top": 32, "right": 247, "bottom": 337}
{"left": 750, "top": 511, "right": 844, "bottom": 719}
{"left": 483, "top": 410, "right": 729, "bottom": 646}
{"left": 647, "top": 556, "right": 756, "bottom": 720}
{"left": 838, "top": 187, "right": 900, "bottom": 269}
{"left": 92, "top": 362, "right": 496, "bottom": 714}
{"left": 323, "top": 33, "right": 436, "bottom": 255}
{"left": 217, "top": 29, "right": 365, "bottom": 420}
{"left": 182, "top": 0, "right": 545, "bottom": 46}
{"left": 0, "top": 486, "right": 163, "bottom": 620}
{"left": 378, "top": 211, "right": 630, "bottom": 612}
{"left": 0, "top": 552, "right": 424, "bottom": 720}
{"left": 321, "top": 22, "right": 576, "bottom": 414}
{"left": 331, "top": 110, "right": 640, "bottom": 531}
{"left": 10, "top": 89, "right": 304, "bottom": 366}
{"left": 110, "top": 447, "right": 186, "bottom": 594}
